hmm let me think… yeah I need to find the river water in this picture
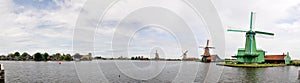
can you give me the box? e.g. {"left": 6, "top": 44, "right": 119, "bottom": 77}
{"left": 1, "top": 60, "right": 300, "bottom": 83}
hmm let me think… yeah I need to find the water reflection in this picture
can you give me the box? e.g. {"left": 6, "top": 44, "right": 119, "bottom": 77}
{"left": 220, "top": 66, "right": 300, "bottom": 82}
{"left": 238, "top": 68, "right": 263, "bottom": 82}
{"left": 194, "top": 63, "right": 210, "bottom": 82}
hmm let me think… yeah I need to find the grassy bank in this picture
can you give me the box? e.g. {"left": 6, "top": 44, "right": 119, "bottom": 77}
{"left": 290, "top": 60, "right": 300, "bottom": 66}
{"left": 219, "top": 64, "right": 286, "bottom": 68}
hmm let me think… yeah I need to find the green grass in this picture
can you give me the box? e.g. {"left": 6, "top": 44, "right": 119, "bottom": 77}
{"left": 221, "top": 63, "right": 286, "bottom": 68}
{"left": 290, "top": 62, "right": 300, "bottom": 66}
{"left": 195, "top": 59, "right": 202, "bottom": 62}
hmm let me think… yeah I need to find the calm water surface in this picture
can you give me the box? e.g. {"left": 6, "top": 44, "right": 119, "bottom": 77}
{"left": 1, "top": 60, "right": 300, "bottom": 83}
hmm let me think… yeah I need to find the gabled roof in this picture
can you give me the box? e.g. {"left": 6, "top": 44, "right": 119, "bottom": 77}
{"left": 265, "top": 55, "right": 286, "bottom": 60}
{"left": 73, "top": 54, "right": 82, "bottom": 58}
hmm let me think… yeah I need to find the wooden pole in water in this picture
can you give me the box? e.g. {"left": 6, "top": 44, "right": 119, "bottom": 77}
{"left": 298, "top": 69, "right": 300, "bottom": 79}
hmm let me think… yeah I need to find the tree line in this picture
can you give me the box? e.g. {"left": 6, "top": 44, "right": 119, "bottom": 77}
{"left": 130, "top": 56, "right": 149, "bottom": 60}
{"left": 0, "top": 52, "right": 73, "bottom": 61}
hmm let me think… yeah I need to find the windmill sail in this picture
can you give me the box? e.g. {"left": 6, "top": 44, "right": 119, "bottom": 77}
{"left": 227, "top": 29, "right": 247, "bottom": 32}
{"left": 181, "top": 50, "right": 188, "bottom": 60}
{"left": 251, "top": 12, "right": 256, "bottom": 30}
{"left": 255, "top": 31, "right": 274, "bottom": 36}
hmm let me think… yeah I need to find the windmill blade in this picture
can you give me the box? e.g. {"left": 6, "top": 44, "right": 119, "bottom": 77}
{"left": 255, "top": 31, "right": 274, "bottom": 36}
{"left": 181, "top": 50, "right": 188, "bottom": 56}
{"left": 184, "top": 50, "right": 188, "bottom": 54}
{"left": 227, "top": 29, "right": 248, "bottom": 32}
{"left": 199, "top": 46, "right": 205, "bottom": 48}
{"left": 251, "top": 12, "right": 256, "bottom": 30}
{"left": 206, "top": 40, "right": 210, "bottom": 47}
{"left": 250, "top": 12, "right": 256, "bottom": 30}
{"left": 207, "top": 47, "right": 215, "bottom": 49}
{"left": 256, "top": 34, "right": 274, "bottom": 39}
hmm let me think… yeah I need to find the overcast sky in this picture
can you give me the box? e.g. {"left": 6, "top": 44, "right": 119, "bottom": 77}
{"left": 0, "top": 0, "right": 300, "bottom": 59}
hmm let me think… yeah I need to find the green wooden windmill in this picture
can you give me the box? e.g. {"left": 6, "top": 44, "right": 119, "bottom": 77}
{"left": 228, "top": 12, "right": 274, "bottom": 63}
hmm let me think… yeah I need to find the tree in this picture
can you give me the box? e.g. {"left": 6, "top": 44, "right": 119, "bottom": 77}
{"left": 21, "top": 52, "right": 30, "bottom": 60}
{"left": 7, "top": 53, "right": 14, "bottom": 57}
{"left": 55, "top": 53, "right": 61, "bottom": 56}
{"left": 14, "top": 52, "right": 20, "bottom": 57}
{"left": 21, "top": 52, "right": 30, "bottom": 57}
{"left": 138, "top": 56, "right": 141, "bottom": 60}
{"left": 63, "top": 55, "right": 72, "bottom": 61}
{"left": 58, "top": 55, "right": 64, "bottom": 61}
{"left": 53, "top": 53, "right": 62, "bottom": 61}
{"left": 135, "top": 56, "right": 138, "bottom": 60}
{"left": 33, "top": 52, "right": 43, "bottom": 61}
{"left": 43, "top": 53, "right": 49, "bottom": 61}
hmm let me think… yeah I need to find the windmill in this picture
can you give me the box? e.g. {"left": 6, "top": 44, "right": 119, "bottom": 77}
{"left": 181, "top": 50, "right": 188, "bottom": 60}
{"left": 154, "top": 50, "right": 159, "bottom": 60}
{"left": 199, "top": 40, "right": 215, "bottom": 62}
{"left": 228, "top": 12, "right": 274, "bottom": 63}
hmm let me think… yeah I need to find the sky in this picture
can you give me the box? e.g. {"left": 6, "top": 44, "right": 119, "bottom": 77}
{"left": 0, "top": 0, "right": 300, "bottom": 59}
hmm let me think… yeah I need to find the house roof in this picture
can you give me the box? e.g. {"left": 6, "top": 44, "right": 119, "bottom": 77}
{"left": 73, "top": 54, "right": 82, "bottom": 58}
{"left": 206, "top": 55, "right": 217, "bottom": 60}
{"left": 265, "top": 55, "right": 286, "bottom": 60}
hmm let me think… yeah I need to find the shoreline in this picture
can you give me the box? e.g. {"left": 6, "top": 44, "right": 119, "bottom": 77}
{"left": 217, "top": 63, "right": 287, "bottom": 68}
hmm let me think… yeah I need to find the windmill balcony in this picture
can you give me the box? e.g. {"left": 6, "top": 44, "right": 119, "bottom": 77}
{"left": 232, "top": 54, "right": 259, "bottom": 58}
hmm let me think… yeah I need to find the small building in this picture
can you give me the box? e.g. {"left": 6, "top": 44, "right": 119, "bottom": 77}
{"left": 264, "top": 53, "right": 291, "bottom": 64}
{"left": 81, "top": 53, "right": 92, "bottom": 61}
{"left": 72, "top": 53, "right": 92, "bottom": 61}
{"left": 81, "top": 55, "right": 92, "bottom": 60}
{"left": 73, "top": 53, "right": 82, "bottom": 61}
{"left": 205, "top": 55, "right": 221, "bottom": 62}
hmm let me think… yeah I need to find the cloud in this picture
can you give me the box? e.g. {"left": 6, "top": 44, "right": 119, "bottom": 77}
{"left": 91, "top": 0, "right": 211, "bottom": 58}
{"left": 0, "top": 0, "right": 85, "bottom": 55}
{"left": 2, "top": 0, "right": 299, "bottom": 60}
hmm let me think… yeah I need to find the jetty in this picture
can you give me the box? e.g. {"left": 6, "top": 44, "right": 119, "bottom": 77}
{"left": 0, "top": 64, "right": 4, "bottom": 83}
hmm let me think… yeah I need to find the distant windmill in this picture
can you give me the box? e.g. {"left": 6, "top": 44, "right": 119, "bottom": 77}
{"left": 154, "top": 50, "right": 159, "bottom": 60}
{"left": 228, "top": 12, "right": 274, "bottom": 63}
{"left": 181, "top": 50, "right": 188, "bottom": 60}
{"left": 199, "top": 40, "right": 215, "bottom": 62}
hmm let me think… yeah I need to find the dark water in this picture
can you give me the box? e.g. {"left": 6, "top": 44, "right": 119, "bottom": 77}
{"left": 1, "top": 61, "right": 300, "bottom": 83}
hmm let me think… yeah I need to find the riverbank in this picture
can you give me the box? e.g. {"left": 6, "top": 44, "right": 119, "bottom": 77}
{"left": 218, "top": 63, "right": 286, "bottom": 68}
